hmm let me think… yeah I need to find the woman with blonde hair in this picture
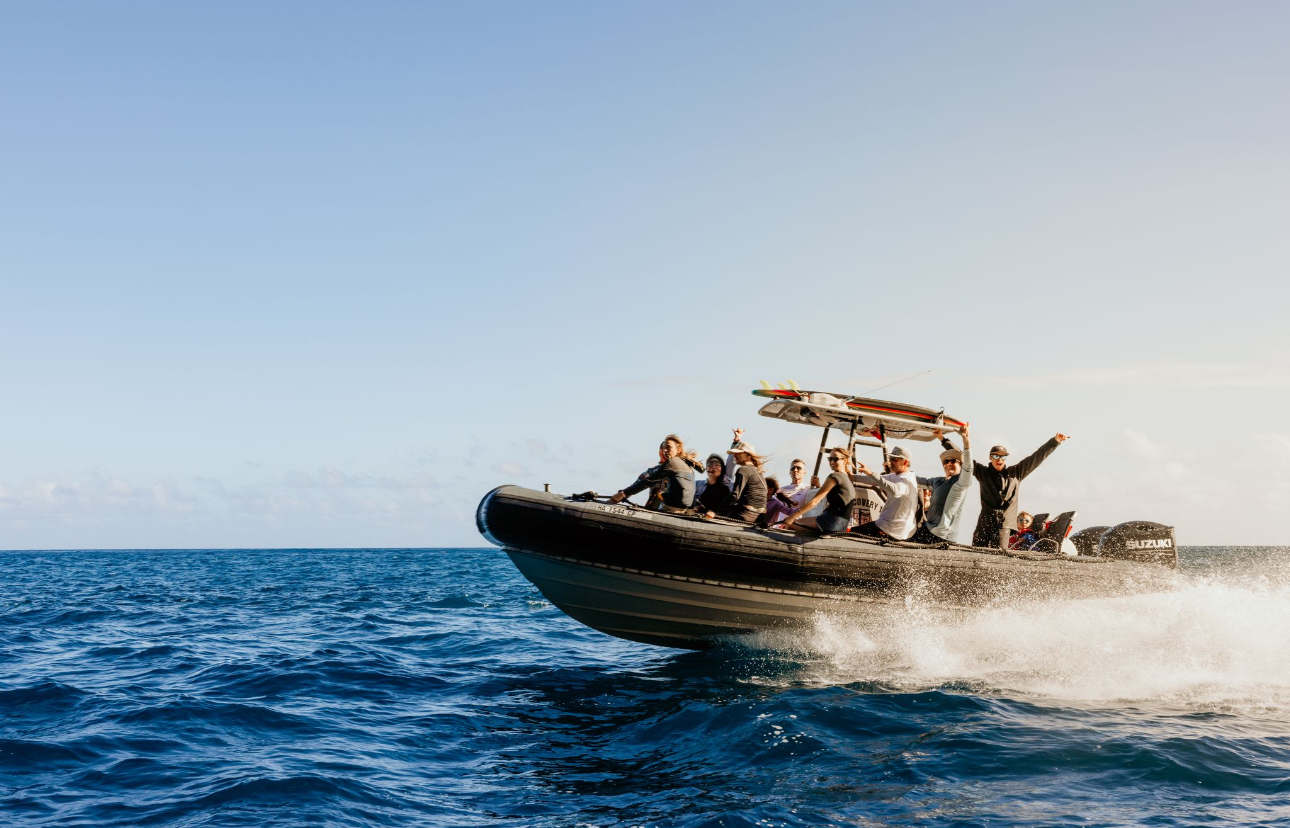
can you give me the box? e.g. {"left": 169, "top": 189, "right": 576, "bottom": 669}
{"left": 664, "top": 433, "right": 704, "bottom": 473}
{"left": 608, "top": 435, "right": 697, "bottom": 513}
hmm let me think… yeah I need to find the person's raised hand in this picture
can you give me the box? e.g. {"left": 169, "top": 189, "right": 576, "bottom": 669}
{"left": 1055, "top": 433, "right": 1070, "bottom": 443}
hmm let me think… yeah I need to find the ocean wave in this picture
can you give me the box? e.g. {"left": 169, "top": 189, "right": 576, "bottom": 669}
{"left": 0, "top": 547, "right": 1286, "bottom": 827}
{"left": 112, "top": 698, "right": 327, "bottom": 738}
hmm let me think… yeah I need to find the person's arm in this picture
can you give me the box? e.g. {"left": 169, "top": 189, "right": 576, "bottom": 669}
{"left": 721, "top": 428, "right": 745, "bottom": 490}
{"left": 950, "top": 425, "right": 973, "bottom": 495}
{"left": 609, "top": 465, "right": 661, "bottom": 502}
{"left": 950, "top": 445, "right": 973, "bottom": 495}
{"left": 854, "top": 465, "right": 897, "bottom": 498}
{"left": 934, "top": 428, "right": 955, "bottom": 451}
{"left": 723, "top": 455, "right": 738, "bottom": 490}
{"left": 783, "top": 478, "right": 836, "bottom": 527}
{"left": 1010, "top": 434, "right": 1065, "bottom": 480}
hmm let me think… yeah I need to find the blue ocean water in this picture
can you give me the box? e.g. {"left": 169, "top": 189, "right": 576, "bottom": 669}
{"left": 2, "top": 548, "right": 1288, "bottom": 827}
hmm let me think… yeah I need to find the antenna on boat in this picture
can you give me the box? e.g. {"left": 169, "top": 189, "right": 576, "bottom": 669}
{"left": 860, "top": 369, "right": 931, "bottom": 396}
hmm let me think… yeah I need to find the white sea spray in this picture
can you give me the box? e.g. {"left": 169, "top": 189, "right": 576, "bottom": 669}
{"left": 743, "top": 549, "right": 1290, "bottom": 717}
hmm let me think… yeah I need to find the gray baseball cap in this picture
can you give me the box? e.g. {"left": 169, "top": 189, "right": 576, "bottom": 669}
{"left": 888, "top": 445, "right": 912, "bottom": 461}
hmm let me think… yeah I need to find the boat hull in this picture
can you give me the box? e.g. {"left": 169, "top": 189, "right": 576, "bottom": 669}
{"left": 479, "top": 485, "right": 1178, "bottom": 650}
{"left": 506, "top": 548, "right": 913, "bottom": 649}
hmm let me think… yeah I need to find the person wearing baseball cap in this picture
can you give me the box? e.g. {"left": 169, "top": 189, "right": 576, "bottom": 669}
{"left": 909, "top": 422, "right": 974, "bottom": 544}
{"left": 705, "top": 427, "right": 767, "bottom": 523}
{"left": 939, "top": 429, "right": 1070, "bottom": 549}
{"left": 850, "top": 444, "right": 920, "bottom": 541}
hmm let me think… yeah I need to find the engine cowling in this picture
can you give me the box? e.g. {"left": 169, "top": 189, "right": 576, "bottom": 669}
{"left": 1069, "top": 525, "right": 1111, "bottom": 557}
{"left": 1097, "top": 521, "right": 1177, "bottom": 568}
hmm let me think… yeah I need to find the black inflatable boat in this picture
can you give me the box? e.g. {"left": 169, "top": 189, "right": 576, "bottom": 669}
{"left": 477, "top": 389, "right": 1179, "bottom": 650}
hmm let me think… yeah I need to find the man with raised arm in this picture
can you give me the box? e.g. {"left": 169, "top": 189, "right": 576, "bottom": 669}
{"left": 961, "top": 431, "right": 1070, "bottom": 548}
{"left": 911, "top": 423, "right": 974, "bottom": 544}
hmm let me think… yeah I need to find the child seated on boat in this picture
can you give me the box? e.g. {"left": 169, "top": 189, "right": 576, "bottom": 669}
{"left": 1009, "top": 512, "right": 1038, "bottom": 549}
{"left": 759, "top": 477, "right": 797, "bottom": 526}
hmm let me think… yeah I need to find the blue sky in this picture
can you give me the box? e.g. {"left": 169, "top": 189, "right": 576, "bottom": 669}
{"left": 2, "top": 3, "right": 1287, "bottom": 547}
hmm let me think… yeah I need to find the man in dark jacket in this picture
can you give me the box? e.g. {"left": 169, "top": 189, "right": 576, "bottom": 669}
{"left": 960, "top": 433, "right": 1069, "bottom": 548}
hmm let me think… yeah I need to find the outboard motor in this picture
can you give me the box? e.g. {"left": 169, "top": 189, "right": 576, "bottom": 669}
{"left": 1097, "top": 521, "right": 1178, "bottom": 568}
{"left": 1069, "top": 525, "right": 1111, "bottom": 557}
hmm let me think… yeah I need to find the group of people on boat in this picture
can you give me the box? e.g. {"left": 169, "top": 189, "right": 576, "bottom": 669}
{"left": 609, "top": 424, "right": 1069, "bottom": 549}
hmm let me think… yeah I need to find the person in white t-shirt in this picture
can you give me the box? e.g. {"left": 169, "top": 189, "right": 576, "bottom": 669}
{"left": 777, "top": 458, "right": 813, "bottom": 509}
{"left": 850, "top": 445, "right": 919, "bottom": 540}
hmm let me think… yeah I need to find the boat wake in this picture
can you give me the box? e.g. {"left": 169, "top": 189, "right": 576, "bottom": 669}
{"left": 740, "top": 551, "right": 1290, "bottom": 717}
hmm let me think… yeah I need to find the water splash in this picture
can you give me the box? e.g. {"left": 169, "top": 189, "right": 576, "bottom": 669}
{"left": 748, "top": 551, "right": 1290, "bottom": 716}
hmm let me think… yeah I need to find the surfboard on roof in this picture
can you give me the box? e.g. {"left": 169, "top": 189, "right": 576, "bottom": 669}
{"left": 752, "top": 387, "right": 966, "bottom": 442}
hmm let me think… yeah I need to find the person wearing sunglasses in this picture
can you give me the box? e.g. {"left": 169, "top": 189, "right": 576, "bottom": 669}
{"left": 778, "top": 459, "right": 813, "bottom": 510}
{"left": 909, "top": 422, "right": 974, "bottom": 544}
{"left": 692, "top": 454, "right": 733, "bottom": 517}
{"left": 609, "top": 435, "right": 697, "bottom": 513}
{"left": 781, "top": 448, "right": 856, "bottom": 534}
{"left": 943, "top": 430, "right": 1069, "bottom": 549}
{"left": 1009, "top": 512, "right": 1039, "bottom": 550}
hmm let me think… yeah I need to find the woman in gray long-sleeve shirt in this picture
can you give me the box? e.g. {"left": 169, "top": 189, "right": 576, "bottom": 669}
{"left": 913, "top": 423, "right": 974, "bottom": 543}
{"left": 609, "top": 436, "right": 696, "bottom": 512}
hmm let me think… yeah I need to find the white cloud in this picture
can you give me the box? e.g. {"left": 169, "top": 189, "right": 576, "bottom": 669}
{"left": 1124, "top": 428, "right": 1171, "bottom": 462}
{"left": 0, "top": 472, "right": 197, "bottom": 518}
